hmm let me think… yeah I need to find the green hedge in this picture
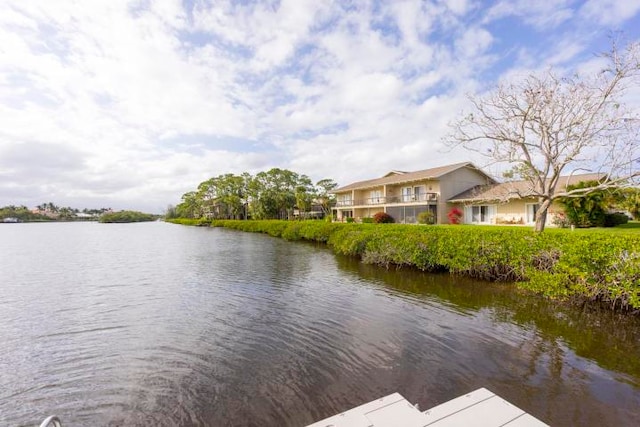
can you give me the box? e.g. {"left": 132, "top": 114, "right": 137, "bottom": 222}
{"left": 165, "top": 218, "right": 210, "bottom": 226}
{"left": 176, "top": 219, "right": 640, "bottom": 312}
{"left": 99, "top": 210, "right": 155, "bottom": 223}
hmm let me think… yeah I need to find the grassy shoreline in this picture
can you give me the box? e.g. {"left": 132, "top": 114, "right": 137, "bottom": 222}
{"left": 166, "top": 218, "right": 640, "bottom": 313}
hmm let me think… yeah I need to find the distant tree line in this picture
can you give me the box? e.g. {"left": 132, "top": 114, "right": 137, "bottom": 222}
{"left": 169, "top": 168, "right": 338, "bottom": 220}
{"left": 0, "top": 203, "right": 113, "bottom": 222}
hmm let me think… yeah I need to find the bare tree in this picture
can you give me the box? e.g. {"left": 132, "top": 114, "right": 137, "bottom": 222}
{"left": 448, "top": 40, "right": 640, "bottom": 231}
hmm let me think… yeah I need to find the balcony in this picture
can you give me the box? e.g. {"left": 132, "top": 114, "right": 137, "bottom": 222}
{"left": 336, "top": 193, "right": 438, "bottom": 207}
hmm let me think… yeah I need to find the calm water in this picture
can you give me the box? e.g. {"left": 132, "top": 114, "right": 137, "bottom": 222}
{"left": 1, "top": 222, "right": 640, "bottom": 426}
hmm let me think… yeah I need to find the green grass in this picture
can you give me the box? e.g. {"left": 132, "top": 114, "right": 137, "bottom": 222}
{"left": 455, "top": 221, "right": 640, "bottom": 234}
{"left": 546, "top": 221, "right": 640, "bottom": 234}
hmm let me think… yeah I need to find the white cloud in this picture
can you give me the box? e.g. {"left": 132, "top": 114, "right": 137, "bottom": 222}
{"left": 455, "top": 27, "right": 494, "bottom": 58}
{"left": 483, "top": 0, "right": 575, "bottom": 30}
{"left": 581, "top": 0, "right": 640, "bottom": 26}
{"left": 440, "top": 0, "right": 475, "bottom": 16}
{"left": 0, "top": 0, "right": 638, "bottom": 211}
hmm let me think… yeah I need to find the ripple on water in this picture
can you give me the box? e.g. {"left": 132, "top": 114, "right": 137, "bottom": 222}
{"left": 1, "top": 224, "right": 640, "bottom": 426}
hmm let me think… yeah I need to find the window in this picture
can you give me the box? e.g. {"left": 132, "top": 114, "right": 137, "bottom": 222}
{"left": 402, "top": 186, "right": 424, "bottom": 202}
{"left": 369, "top": 190, "right": 382, "bottom": 204}
{"left": 526, "top": 203, "right": 539, "bottom": 224}
{"left": 402, "top": 187, "right": 412, "bottom": 202}
{"left": 464, "top": 205, "right": 496, "bottom": 224}
{"left": 413, "top": 186, "right": 422, "bottom": 201}
{"left": 339, "top": 195, "right": 352, "bottom": 206}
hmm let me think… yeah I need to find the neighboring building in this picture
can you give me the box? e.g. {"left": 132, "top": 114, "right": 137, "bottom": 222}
{"left": 75, "top": 212, "right": 96, "bottom": 219}
{"left": 202, "top": 201, "right": 247, "bottom": 220}
{"left": 293, "top": 203, "right": 325, "bottom": 219}
{"left": 331, "top": 162, "right": 495, "bottom": 224}
{"left": 449, "top": 173, "right": 605, "bottom": 226}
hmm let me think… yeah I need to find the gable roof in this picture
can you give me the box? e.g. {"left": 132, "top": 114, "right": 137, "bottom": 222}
{"left": 383, "top": 170, "right": 408, "bottom": 177}
{"left": 448, "top": 173, "right": 606, "bottom": 203}
{"left": 332, "top": 162, "right": 493, "bottom": 193}
{"left": 332, "top": 162, "right": 495, "bottom": 193}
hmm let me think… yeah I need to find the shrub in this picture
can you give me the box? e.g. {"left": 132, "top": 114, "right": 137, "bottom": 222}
{"left": 417, "top": 210, "right": 435, "bottom": 225}
{"left": 551, "top": 212, "right": 570, "bottom": 228}
{"left": 346, "top": 217, "right": 355, "bottom": 223}
{"left": 373, "top": 212, "right": 394, "bottom": 223}
{"left": 558, "top": 181, "right": 608, "bottom": 227}
{"left": 99, "top": 210, "right": 156, "bottom": 223}
{"left": 166, "top": 218, "right": 210, "bottom": 226}
{"left": 362, "top": 217, "right": 374, "bottom": 223}
{"left": 604, "top": 212, "right": 630, "bottom": 227}
{"left": 447, "top": 208, "right": 463, "bottom": 224}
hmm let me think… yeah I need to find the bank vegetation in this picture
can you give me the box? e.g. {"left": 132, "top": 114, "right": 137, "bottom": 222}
{"left": 99, "top": 210, "right": 156, "bottom": 223}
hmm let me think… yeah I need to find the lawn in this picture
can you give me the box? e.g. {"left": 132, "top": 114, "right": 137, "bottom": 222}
{"left": 451, "top": 221, "right": 640, "bottom": 234}
{"left": 548, "top": 221, "right": 640, "bottom": 234}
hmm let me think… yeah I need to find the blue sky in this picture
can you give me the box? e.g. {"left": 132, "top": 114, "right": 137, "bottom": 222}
{"left": 1, "top": 0, "right": 639, "bottom": 212}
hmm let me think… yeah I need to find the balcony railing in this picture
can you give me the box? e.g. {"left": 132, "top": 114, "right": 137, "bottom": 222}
{"left": 336, "top": 193, "right": 438, "bottom": 207}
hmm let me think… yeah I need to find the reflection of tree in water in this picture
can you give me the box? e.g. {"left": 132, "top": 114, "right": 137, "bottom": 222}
{"left": 335, "top": 254, "right": 640, "bottom": 381}
{"left": 335, "top": 254, "right": 640, "bottom": 425}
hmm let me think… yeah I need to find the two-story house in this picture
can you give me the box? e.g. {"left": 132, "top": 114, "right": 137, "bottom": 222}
{"left": 331, "top": 162, "right": 495, "bottom": 224}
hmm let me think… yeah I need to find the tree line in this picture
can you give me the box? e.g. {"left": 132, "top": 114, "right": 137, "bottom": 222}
{"left": 0, "top": 203, "right": 112, "bottom": 222}
{"left": 169, "top": 168, "right": 337, "bottom": 220}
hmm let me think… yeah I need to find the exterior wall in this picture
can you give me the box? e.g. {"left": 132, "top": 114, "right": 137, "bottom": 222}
{"left": 495, "top": 199, "right": 530, "bottom": 224}
{"left": 439, "top": 167, "right": 494, "bottom": 223}
{"left": 334, "top": 168, "right": 489, "bottom": 224}
{"left": 496, "top": 199, "right": 567, "bottom": 226}
{"left": 385, "top": 180, "right": 440, "bottom": 204}
{"left": 450, "top": 198, "right": 567, "bottom": 227}
{"left": 334, "top": 179, "right": 441, "bottom": 223}
{"left": 387, "top": 205, "right": 436, "bottom": 224}
{"left": 353, "top": 187, "right": 383, "bottom": 205}
{"left": 354, "top": 207, "right": 385, "bottom": 218}
{"left": 547, "top": 201, "right": 566, "bottom": 226}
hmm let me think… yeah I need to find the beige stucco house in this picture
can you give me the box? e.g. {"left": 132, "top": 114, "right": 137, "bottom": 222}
{"left": 449, "top": 173, "right": 605, "bottom": 226}
{"left": 331, "top": 162, "right": 495, "bottom": 224}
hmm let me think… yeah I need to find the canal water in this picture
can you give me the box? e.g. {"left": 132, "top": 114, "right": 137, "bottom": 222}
{"left": 1, "top": 222, "right": 639, "bottom": 426}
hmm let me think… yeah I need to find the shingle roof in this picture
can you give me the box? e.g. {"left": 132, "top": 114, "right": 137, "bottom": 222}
{"left": 448, "top": 173, "right": 606, "bottom": 203}
{"left": 332, "top": 162, "right": 492, "bottom": 192}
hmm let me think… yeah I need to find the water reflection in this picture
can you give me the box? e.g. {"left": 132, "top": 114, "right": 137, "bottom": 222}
{"left": 334, "top": 255, "right": 640, "bottom": 425}
{"left": 335, "top": 256, "right": 640, "bottom": 381}
{"left": 0, "top": 224, "right": 639, "bottom": 426}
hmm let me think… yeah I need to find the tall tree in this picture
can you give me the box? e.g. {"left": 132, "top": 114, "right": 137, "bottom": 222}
{"left": 315, "top": 178, "right": 338, "bottom": 216}
{"left": 176, "top": 191, "right": 202, "bottom": 218}
{"left": 214, "top": 173, "right": 248, "bottom": 219}
{"left": 249, "top": 168, "right": 302, "bottom": 219}
{"left": 294, "top": 175, "right": 315, "bottom": 217}
{"left": 448, "top": 39, "right": 640, "bottom": 231}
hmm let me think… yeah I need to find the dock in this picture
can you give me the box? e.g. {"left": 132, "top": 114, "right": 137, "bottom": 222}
{"left": 306, "top": 388, "right": 548, "bottom": 427}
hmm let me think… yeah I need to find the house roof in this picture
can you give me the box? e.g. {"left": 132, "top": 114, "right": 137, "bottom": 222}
{"left": 332, "top": 162, "right": 493, "bottom": 193}
{"left": 448, "top": 173, "right": 606, "bottom": 203}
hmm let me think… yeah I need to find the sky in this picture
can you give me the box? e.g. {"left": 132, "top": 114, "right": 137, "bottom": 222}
{"left": 1, "top": 0, "right": 639, "bottom": 213}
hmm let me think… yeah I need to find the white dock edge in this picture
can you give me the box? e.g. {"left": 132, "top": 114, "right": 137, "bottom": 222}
{"left": 305, "top": 388, "right": 549, "bottom": 427}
